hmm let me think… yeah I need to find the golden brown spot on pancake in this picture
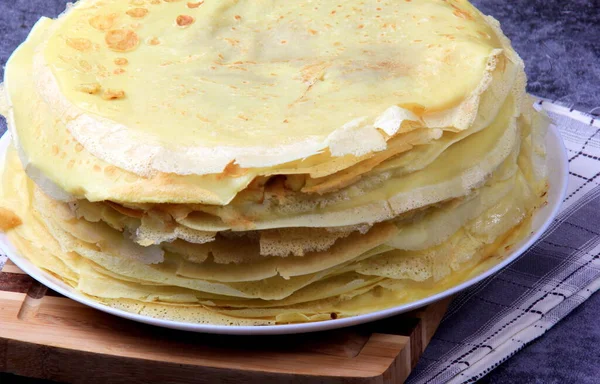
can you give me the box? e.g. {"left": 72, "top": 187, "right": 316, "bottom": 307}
{"left": 308, "top": 29, "right": 318, "bottom": 35}
{"left": 89, "top": 14, "right": 118, "bottom": 31}
{"left": 102, "top": 89, "right": 126, "bottom": 100}
{"left": 176, "top": 15, "right": 195, "bottom": 27}
{"left": 76, "top": 82, "right": 101, "bottom": 95}
{"left": 148, "top": 37, "right": 161, "bottom": 45}
{"left": 164, "top": 0, "right": 182, "bottom": 2}
{"left": 358, "top": 24, "right": 364, "bottom": 29}
{"left": 196, "top": 114, "right": 210, "bottom": 122}
{"left": 66, "top": 38, "right": 92, "bottom": 51}
{"left": 105, "top": 29, "right": 139, "bottom": 52}
{"left": 67, "top": 160, "right": 75, "bottom": 169}
{"left": 300, "top": 62, "right": 329, "bottom": 83}
{"left": 51, "top": 145, "right": 59, "bottom": 156}
{"left": 477, "top": 30, "right": 491, "bottom": 39}
{"left": 75, "top": 143, "right": 84, "bottom": 152}
{"left": 102, "top": 166, "right": 117, "bottom": 178}
{"left": 187, "top": 1, "right": 204, "bottom": 7}
{"left": 96, "top": 64, "right": 110, "bottom": 78}
{"left": 234, "top": 15, "right": 242, "bottom": 20}
{"left": 130, "top": 0, "right": 145, "bottom": 4}
{"left": 365, "top": 60, "right": 410, "bottom": 78}
{"left": 113, "top": 68, "right": 126, "bottom": 75}
{"left": 79, "top": 60, "right": 92, "bottom": 72}
{"left": 452, "top": 6, "right": 474, "bottom": 21}
{"left": 0, "top": 208, "right": 22, "bottom": 231}
{"left": 114, "top": 57, "right": 129, "bottom": 66}
{"left": 150, "top": 0, "right": 160, "bottom": 4}
{"left": 224, "top": 38, "right": 240, "bottom": 46}
{"left": 126, "top": 8, "right": 149, "bottom": 18}
{"left": 93, "top": 165, "right": 102, "bottom": 172}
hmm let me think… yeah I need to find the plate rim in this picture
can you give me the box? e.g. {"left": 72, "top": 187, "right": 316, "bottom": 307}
{"left": 0, "top": 124, "right": 569, "bottom": 335}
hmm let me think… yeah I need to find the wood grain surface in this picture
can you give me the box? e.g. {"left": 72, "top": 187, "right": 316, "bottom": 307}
{"left": 0, "top": 259, "right": 451, "bottom": 384}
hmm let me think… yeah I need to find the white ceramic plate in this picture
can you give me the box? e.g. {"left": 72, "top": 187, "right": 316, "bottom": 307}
{"left": 0, "top": 125, "right": 569, "bottom": 335}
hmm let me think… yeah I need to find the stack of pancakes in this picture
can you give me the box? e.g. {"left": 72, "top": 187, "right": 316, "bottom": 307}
{"left": 0, "top": 0, "right": 549, "bottom": 325}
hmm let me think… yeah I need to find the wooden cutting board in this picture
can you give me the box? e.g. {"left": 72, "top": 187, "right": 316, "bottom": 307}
{"left": 0, "top": 259, "right": 451, "bottom": 384}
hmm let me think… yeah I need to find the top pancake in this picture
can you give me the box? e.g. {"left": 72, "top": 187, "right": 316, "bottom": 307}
{"left": 1, "top": 0, "right": 523, "bottom": 206}
{"left": 33, "top": 0, "right": 502, "bottom": 174}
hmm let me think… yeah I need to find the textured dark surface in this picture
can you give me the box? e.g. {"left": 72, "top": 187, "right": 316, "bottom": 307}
{"left": 472, "top": 0, "right": 600, "bottom": 113}
{"left": 479, "top": 291, "right": 600, "bottom": 384}
{"left": 0, "top": 1, "right": 599, "bottom": 383}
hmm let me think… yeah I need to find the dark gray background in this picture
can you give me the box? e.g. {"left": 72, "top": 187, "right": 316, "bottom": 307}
{"left": 1, "top": 1, "right": 599, "bottom": 383}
